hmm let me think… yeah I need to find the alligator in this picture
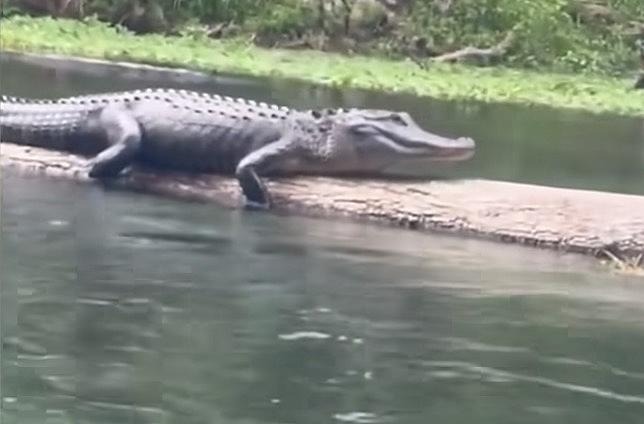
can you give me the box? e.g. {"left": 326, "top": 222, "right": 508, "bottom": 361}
{"left": 0, "top": 89, "right": 476, "bottom": 209}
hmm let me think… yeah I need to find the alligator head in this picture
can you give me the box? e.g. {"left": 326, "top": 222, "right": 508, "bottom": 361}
{"left": 295, "top": 109, "right": 476, "bottom": 175}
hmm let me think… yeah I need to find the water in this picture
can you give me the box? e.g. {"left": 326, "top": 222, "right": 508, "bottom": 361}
{"left": 2, "top": 174, "right": 644, "bottom": 424}
{"left": 1, "top": 52, "right": 643, "bottom": 194}
{"left": 2, "top": 53, "right": 644, "bottom": 423}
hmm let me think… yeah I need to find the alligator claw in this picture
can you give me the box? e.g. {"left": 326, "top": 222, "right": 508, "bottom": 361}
{"left": 244, "top": 199, "right": 271, "bottom": 211}
{"left": 87, "top": 160, "right": 131, "bottom": 179}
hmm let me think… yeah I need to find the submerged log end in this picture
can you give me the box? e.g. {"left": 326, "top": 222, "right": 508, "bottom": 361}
{"left": 2, "top": 142, "right": 644, "bottom": 259}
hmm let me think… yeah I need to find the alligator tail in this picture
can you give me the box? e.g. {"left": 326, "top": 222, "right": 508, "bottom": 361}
{"left": 1, "top": 95, "right": 98, "bottom": 153}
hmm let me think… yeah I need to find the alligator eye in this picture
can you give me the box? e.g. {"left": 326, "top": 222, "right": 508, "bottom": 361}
{"left": 350, "top": 123, "right": 371, "bottom": 134}
{"left": 390, "top": 114, "right": 407, "bottom": 126}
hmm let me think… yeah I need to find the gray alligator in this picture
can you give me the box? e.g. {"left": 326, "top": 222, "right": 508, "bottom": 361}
{"left": 0, "top": 89, "right": 475, "bottom": 209}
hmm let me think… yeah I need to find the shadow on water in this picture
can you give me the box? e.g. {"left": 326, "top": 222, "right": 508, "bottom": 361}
{"left": 1, "top": 52, "right": 643, "bottom": 195}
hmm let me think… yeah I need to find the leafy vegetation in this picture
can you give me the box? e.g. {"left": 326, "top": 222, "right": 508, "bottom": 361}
{"left": 1, "top": 15, "right": 643, "bottom": 116}
{"left": 403, "top": 0, "right": 643, "bottom": 74}
{"left": 4, "top": 0, "right": 642, "bottom": 75}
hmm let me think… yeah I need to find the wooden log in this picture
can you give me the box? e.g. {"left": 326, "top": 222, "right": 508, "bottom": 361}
{"left": 2, "top": 142, "right": 644, "bottom": 259}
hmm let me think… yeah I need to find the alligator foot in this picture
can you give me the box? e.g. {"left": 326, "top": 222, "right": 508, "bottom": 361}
{"left": 87, "top": 160, "right": 132, "bottom": 180}
{"left": 88, "top": 106, "right": 142, "bottom": 178}
{"left": 236, "top": 166, "right": 272, "bottom": 210}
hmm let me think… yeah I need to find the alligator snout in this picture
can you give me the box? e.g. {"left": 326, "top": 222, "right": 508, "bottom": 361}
{"left": 457, "top": 137, "right": 476, "bottom": 148}
{"left": 429, "top": 136, "right": 476, "bottom": 161}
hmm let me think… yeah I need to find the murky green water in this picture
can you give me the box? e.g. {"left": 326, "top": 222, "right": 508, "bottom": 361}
{"left": 2, "top": 174, "right": 644, "bottom": 424}
{"left": 2, "top": 53, "right": 644, "bottom": 424}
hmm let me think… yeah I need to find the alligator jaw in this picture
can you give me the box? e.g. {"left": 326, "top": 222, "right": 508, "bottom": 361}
{"left": 386, "top": 132, "right": 476, "bottom": 162}
{"left": 423, "top": 137, "right": 476, "bottom": 161}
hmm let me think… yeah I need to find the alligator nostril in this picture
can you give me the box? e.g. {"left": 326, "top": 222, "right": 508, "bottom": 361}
{"left": 457, "top": 137, "right": 476, "bottom": 147}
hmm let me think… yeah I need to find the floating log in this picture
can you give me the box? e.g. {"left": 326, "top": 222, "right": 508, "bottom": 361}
{"left": 2, "top": 142, "right": 643, "bottom": 259}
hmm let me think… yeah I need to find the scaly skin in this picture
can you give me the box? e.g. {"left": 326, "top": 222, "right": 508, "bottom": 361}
{"left": 1, "top": 88, "right": 476, "bottom": 209}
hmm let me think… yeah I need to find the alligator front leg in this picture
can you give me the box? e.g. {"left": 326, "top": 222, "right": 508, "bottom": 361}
{"left": 88, "top": 106, "right": 142, "bottom": 178}
{"left": 235, "top": 136, "right": 298, "bottom": 210}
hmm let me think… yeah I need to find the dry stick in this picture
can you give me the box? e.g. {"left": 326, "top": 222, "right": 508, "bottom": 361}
{"left": 2, "top": 142, "right": 644, "bottom": 260}
{"left": 431, "top": 31, "right": 516, "bottom": 64}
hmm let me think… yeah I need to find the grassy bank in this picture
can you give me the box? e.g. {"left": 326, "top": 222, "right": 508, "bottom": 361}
{"left": 1, "top": 16, "right": 643, "bottom": 116}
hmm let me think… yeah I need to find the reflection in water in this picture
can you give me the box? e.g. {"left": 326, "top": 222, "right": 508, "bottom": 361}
{"left": 1, "top": 52, "right": 643, "bottom": 194}
{"left": 2, "top": 174, "right": 644, "bottom": 424}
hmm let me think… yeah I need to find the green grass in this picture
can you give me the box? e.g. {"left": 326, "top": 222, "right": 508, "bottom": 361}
{"left": 1, "top": 16, "right": 643, "bottom": 116}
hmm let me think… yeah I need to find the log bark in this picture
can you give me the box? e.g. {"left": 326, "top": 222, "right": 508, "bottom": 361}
{"left": 2, "top": 142, "right": 644, "bottom": 259}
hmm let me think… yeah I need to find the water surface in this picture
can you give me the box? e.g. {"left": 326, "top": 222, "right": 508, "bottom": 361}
{"left": 2, "top": 52, "right": 644, "bottom": 424}
{"left": 2, "top": 174, "right": 644, "bottom": 424}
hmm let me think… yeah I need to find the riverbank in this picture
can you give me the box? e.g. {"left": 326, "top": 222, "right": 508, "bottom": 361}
{"left": 2, "top": 16, "right": 643, "bottom": 117}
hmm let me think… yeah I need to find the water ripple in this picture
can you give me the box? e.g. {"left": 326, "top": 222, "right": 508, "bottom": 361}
{"left": 424, "top": 361, "right": 644, "bottom": 404}
{"left": 542, "top": 356, "right": 644, "bottom": 381}
{"left": 278, "top": 331, "right": 331, "bottom": 341}
{"left": 333, "top": 412, "right": 382, "bottom": 423}
{"left": 438, "top": 336, "right": 532, "bottom": 353}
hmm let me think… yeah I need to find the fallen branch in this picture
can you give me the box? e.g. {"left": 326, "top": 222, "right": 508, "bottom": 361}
{"left": 2, "top": 142, "right": 644, "bottom": 259}
{"left": 431, "top": 31, "right": 516, "bottom": 64}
